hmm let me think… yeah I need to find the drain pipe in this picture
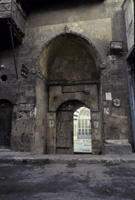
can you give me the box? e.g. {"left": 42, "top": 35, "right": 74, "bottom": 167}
{"left": 9, "top": 25, "right": 18, "bottom": 79}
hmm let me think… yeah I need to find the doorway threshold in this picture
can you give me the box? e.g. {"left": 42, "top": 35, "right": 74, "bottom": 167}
{"left": 74, "top": 152, "right": 92, "bottom": 154}
{"left": 0, "top": 146, "right": 11, "bottom": 151}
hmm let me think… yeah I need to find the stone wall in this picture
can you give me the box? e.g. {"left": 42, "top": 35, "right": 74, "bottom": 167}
{"left": 0, "top": 0, "right": 133, "bottom": 153}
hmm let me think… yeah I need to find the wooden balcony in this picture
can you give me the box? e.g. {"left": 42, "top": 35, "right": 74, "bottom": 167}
{"left": 0, "top": 0, "right": 25, "bottom": 46}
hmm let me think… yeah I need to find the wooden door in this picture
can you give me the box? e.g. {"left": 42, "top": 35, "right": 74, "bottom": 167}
{"left": 56, "top": 111, "right": 73, "bottom": 154}
{"left": 0, "top": 100, "right": 13, "bottom": 147}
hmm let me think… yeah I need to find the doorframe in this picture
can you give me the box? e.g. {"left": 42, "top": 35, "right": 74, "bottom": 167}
{"left": 46, "top": 97, "right": 102, "bottom": 154}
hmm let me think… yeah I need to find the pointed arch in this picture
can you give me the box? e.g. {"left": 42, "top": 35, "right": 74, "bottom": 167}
{"left": 38, "top": 32, "right": 100, "bottom": 84}
{"left": 35, "top": 32, "right": 102, "bottom": 154}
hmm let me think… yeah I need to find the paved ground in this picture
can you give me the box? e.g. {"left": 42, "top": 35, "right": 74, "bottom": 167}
{"left": 0, "top": 150, "right": 135, "bottom": 199}
{"left": 0, "top": 150, "right": 135, "bottom": 164}
{"left": 0, "top": 162, "right": 135, "bottom": 200}
{"left": 74, "top": 139, "right": 92, "bottom": 153}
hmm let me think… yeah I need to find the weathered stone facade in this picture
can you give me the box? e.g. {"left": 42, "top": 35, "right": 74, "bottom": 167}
{"left": 0, "top": 0, "right": 134, "bottom": 154}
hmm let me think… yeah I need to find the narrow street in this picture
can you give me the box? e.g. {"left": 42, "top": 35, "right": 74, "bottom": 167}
{"left": 0, "top": 162, "right": 135, "bottom": 200}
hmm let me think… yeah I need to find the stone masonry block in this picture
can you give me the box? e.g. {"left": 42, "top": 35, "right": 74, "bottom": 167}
{"left": 103, "top": 143, "right": 132, "bottom": 155}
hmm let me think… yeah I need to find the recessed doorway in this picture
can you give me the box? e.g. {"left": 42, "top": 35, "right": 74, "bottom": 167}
{"left": 39, "top": 33, "right": 101, "bottom": 154}
{"left": 55, "top": 100, "right": 93, "bottom": 154}
{"left": 0, "top": 99, "right": 13, "bottom": 148}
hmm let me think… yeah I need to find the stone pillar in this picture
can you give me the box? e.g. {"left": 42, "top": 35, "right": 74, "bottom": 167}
{"left": 91, "top": 112, "right": 102, "bottom": 154}
{"left": 46, "top": 112, "right": 56, "bottom": 154}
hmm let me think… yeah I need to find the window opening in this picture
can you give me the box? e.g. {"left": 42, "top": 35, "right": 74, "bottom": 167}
{"left": 1, "top": 75, "right": 8, "bottom": 82}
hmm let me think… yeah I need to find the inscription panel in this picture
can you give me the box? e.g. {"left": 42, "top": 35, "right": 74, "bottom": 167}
{"left": 49, "top": 84, "right": 99, "bottom": 112}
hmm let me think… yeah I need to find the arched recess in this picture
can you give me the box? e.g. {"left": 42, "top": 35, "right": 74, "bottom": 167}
{"left": 35, "top": 32, "right": 101, "bottom": 154}
{"left": 39, "top": 32, "right": 100, "bottom": 84}
{"left": 0, "top": 99, "right": 13, "bottom": 148}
